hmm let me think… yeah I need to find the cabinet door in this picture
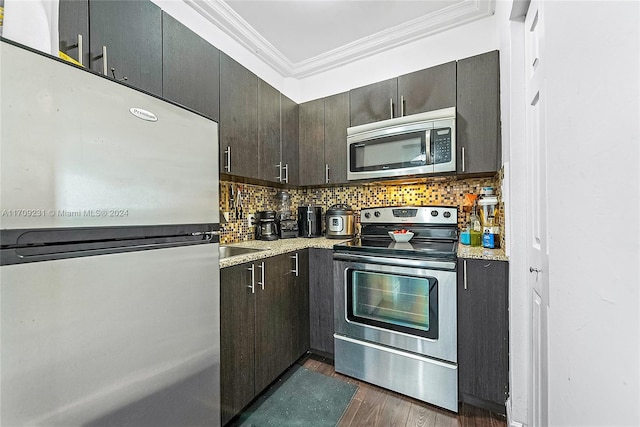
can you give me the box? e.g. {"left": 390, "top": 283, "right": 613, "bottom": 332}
{"left": 257, "top": 79, "right": 282, "bottom": 183}
{"left": 457, "top": 258, "right": 509, "bottom": 413}
{"left": 290, "top": 250, "right": 310, "bottom": 361}
{"left": 398, "top": 61, "right": 456, "bottom": 116}
{"left": 324, "top": 92, "right": 349, "bottom": 185}
{"left": 59, "top": 0, "right": 89, "bottom": 67}
{"left": 349, "top": 77, "right": 397, "bottom": 126}
{"left": 309, "top": 248, "right": 335, "bottom": 355}
{"left": 298, "top": 99, "right": 326, "bottom": 186}
{"left": 89, "top": 0, "right": 163, "bottom": 96}
{"left": 281, "top": 94, "right": 299, "bottom": 185}
{"left": 254, "top": 255, "right": 292, "bottom": 392}
{"left": 456, "top": 51, "right": 501, "bottom": 174}
{"left": 220, "top": 262, "right": 256, "bottom": 426}
{"left": 220, "top": 53, "right": 258, "bottom": 178}
{"left": 162, "top": 12, "right": 220, "bottom": 121}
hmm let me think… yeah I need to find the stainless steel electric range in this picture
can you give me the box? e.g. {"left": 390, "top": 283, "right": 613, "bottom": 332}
{"left": 333, "top": 206, "right": 459, "bottom": 412}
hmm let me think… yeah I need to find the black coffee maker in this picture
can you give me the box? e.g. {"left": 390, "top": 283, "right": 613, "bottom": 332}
{"left": 298, "top": 206, "right": 322, "bottom": 237}
{"left": 256, "top": 210, "right": 279, "bottom": 241}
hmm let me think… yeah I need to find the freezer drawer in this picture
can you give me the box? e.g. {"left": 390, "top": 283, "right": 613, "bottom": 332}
{"left": 0, "top": 244, "right": 220, "bottom": 427}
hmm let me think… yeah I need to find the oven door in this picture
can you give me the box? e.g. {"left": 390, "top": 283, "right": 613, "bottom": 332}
{"left": 334, "top": 255, "right": 457, "bottom": 363}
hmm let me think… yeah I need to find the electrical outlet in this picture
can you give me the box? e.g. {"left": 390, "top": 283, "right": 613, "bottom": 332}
{"left": 247, "top": 213, "right": 255, "bottom": 228}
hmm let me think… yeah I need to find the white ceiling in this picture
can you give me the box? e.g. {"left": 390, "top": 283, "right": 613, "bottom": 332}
{"left": 186, "top": 0, "right": 495, "bottom": 78}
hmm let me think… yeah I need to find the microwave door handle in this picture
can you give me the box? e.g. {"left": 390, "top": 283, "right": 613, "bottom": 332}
{"left": 425, "top": 130, "right": 432, "bottom": 165}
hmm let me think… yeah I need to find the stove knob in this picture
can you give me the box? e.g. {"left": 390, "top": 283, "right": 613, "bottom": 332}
{"left": 431, "top": 210, "right": 439, "bottom": 217}
{"left": 364, "top": 212, "right": 371, "bottom": 219}
{"left": 443, "top": 211, "right": 451, "bottom": 218}
{"left": 374, "top": 211, "right": 381, "bottom": 218}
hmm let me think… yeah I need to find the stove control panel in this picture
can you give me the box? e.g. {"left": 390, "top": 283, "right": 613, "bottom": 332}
{"left": 360, "top": 206, "right": 457, "bottom": 225}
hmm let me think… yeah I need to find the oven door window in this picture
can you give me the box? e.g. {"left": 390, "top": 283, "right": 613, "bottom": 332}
{"left": 349, "top": 131, "right": 429, "bottom": 172}
{"left": 346, "top": 269, "right": 438, "bottom": 339}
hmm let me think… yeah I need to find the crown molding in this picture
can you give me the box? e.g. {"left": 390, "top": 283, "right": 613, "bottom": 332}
{"left": 185, "top": 0, "right": 495, "bottom": 79}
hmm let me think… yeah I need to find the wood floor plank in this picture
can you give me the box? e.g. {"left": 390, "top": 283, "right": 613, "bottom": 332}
{"left": 378, "top": 391, "right": 412, "bottom": 426}
{"left": 270, "top": 354, "right": 506, "bottom": 427}
{"left": 406, "top": 402, "right": 438, "bottom": 427}
{"left": 348, "top": 382, "right": 389, "bottom": 426}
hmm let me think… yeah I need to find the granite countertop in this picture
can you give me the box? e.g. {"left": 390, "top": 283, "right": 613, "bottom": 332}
{"left": 219, "top": 237, "right": 348, "bottom": 268}
{"left": 220, "top": 237, "right": 508, "bottom": 267}
{"left": 457, "top": 245, "right": 508, "bottom": 261}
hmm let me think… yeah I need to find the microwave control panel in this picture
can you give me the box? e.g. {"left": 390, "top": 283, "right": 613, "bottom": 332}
{"left": 433, "top": 128, "right": 452, "bottom": 164}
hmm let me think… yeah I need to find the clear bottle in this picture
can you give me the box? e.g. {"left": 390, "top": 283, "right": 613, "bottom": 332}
{"left": 469, "top": 205, "right": 482, "bottom": 247}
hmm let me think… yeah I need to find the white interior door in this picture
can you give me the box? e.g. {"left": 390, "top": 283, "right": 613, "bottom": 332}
{"left": 524, "top": 1, "right": 550, "bottom": 426}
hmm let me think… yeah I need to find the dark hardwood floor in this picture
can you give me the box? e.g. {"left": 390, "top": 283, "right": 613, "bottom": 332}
{"left": 298, "top": 353, "right": 507, "bottom": 427}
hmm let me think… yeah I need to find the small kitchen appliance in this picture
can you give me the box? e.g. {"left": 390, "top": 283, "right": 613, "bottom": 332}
{"left": 297, "top": 206, "right": 322, "bottom": 237}
{"left": 278, "top": 219, "right": 299, "bottom": 239}
{"left": 274, "top": 191, "right": 298, "bottom": 239}
{"left": 255, "top": 210, "right": 279, "bottom": 241}
{"left": 325, "top": 204, "right": 356, "bottom": 239}
{"left": 347, "top": 108, "right": 456, "bottom": 181}
{"left": 333, "top": 206, "right": 459, "bottom": 412}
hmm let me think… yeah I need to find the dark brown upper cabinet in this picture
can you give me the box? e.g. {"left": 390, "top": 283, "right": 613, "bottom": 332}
{"left": 456, "top": 50, "right": 501, "bottom": 175}
{"left": 298, "top": 93, "right": 349, "bottom": 186}
{"left": 324, "top": 92, "right": 349, "bottom": 185}
{"left": 349, "top": 62, "right": 456, "bottom": 127}
{"left": 58, "top": 0, "right": 89, "bottom": 67}
{"left": 258, "top": 79, "right": 282, "bottom": 182}
{"left": 398, "top": 61, "right": 456, "bottom": 117}
{"left": 89, "top": 0, "right": 163, "bottom": 96}
{"left": 349, "top": 77, "right": 398, "bottom": 127}
{"left": 281, "top": 94, "right": 300, "bottom": 185}
{"left": 219, "top": 53, "right": 259, "bottom": 178}
{"left": 298, "top": 98, "right": 326, "bottom": 186}
{"left": 162, "top": 12, "right": 220, "bottom": 121}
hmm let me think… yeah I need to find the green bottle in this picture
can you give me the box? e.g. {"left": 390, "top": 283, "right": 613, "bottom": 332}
{"left": 469, "top": 206, "right": 482, "bottom": 247}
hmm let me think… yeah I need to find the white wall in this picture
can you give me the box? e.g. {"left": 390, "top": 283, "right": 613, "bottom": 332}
{"left": 494, "top": 1, "right": 529, "bottom": 424}
{"left": 294, "top": 15, "right": 498, "bottom": 103}
{"left": 500, "top": 1, "right": 640, "bottom": 426}
{"left": 543, "top": 2, "right": 640, "bottom": 425}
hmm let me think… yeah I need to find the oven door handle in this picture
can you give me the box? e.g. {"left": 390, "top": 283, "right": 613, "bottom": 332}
{"left": 333, "top": 252, "right": 456, "bottom": 271}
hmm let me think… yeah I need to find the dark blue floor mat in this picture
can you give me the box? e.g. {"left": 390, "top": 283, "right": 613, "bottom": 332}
{"left": 232, "top": 365, "right": 357, "bottom": 427}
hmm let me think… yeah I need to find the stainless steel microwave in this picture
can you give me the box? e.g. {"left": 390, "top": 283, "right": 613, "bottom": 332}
{"left": 347, "top": 107, "right": 456, "bottom": 181}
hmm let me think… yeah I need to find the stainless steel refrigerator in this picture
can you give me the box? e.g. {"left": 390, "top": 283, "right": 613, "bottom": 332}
{"left": 0, "top": 40, "right": 220, "bottom": 426}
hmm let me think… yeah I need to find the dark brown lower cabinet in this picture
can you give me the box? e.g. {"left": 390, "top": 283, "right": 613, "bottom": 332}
{"left": 309, "top": 248, "right": 335, "bottom": 355}
{"left": 457, "top": 258, "right": 509, "bottom": 414}
{"left": 220, "top": 262, "right": 255, "bottom": 426}
{"left": 220, "top": 250, "right": 309, "bottom": 425}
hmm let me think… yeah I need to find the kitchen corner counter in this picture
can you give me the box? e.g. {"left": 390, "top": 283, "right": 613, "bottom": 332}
{"left": 457, "top": 245, "right": 508, "bottom": 261}
{"left": 219, "top": 237, "right": 348, "bottom": 268}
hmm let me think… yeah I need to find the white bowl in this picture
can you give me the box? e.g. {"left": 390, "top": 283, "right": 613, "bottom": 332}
{"left": 388, "top": 231, "right": 414, "bottom": 242}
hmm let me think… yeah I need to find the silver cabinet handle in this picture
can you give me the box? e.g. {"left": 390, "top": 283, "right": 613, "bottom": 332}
{"left": 291, "top": 253, "right": 299, "bottom": 277}
{"left": 102, "top": 45, "right": 108, "bottom": 75}
{"left": 463, "top": 260, "right": 468, "bottom": 290}
{"left": 275, "top": 161, "right": 282, "bottom": 182}
{"left": 77, "top": 34, "right": 83, "bottom": 66}
{"left": 325, "top": 164, "right": 330, "bottom": 184}
{"left": 283, "top": 163, "right": 289, "bottom": 183}
{"left": 247, "top": 264, "right": 255, "bottom": 294}
{"left": 461, "top": 146, "right": 466, "bottom": 172}
{"left": 224, "top": 146, "right": 231, "bottom": 173}
{"left": 400, "top": 95, "right": 405, "bottom": 117}
{"left": 389, "top": 98, "right": 394, "bottom": 119}
{"left": 257, "top": 261, "right": 265, "bottom": 290}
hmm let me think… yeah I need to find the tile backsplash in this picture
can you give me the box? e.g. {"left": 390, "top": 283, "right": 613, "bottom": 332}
{"left": 219, "top": 173, "right": 504, "bottom": 247}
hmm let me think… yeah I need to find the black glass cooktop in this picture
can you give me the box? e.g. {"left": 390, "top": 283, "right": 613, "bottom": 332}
{"left": 334, "top": 237, "right": 457, "bottom": 260}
